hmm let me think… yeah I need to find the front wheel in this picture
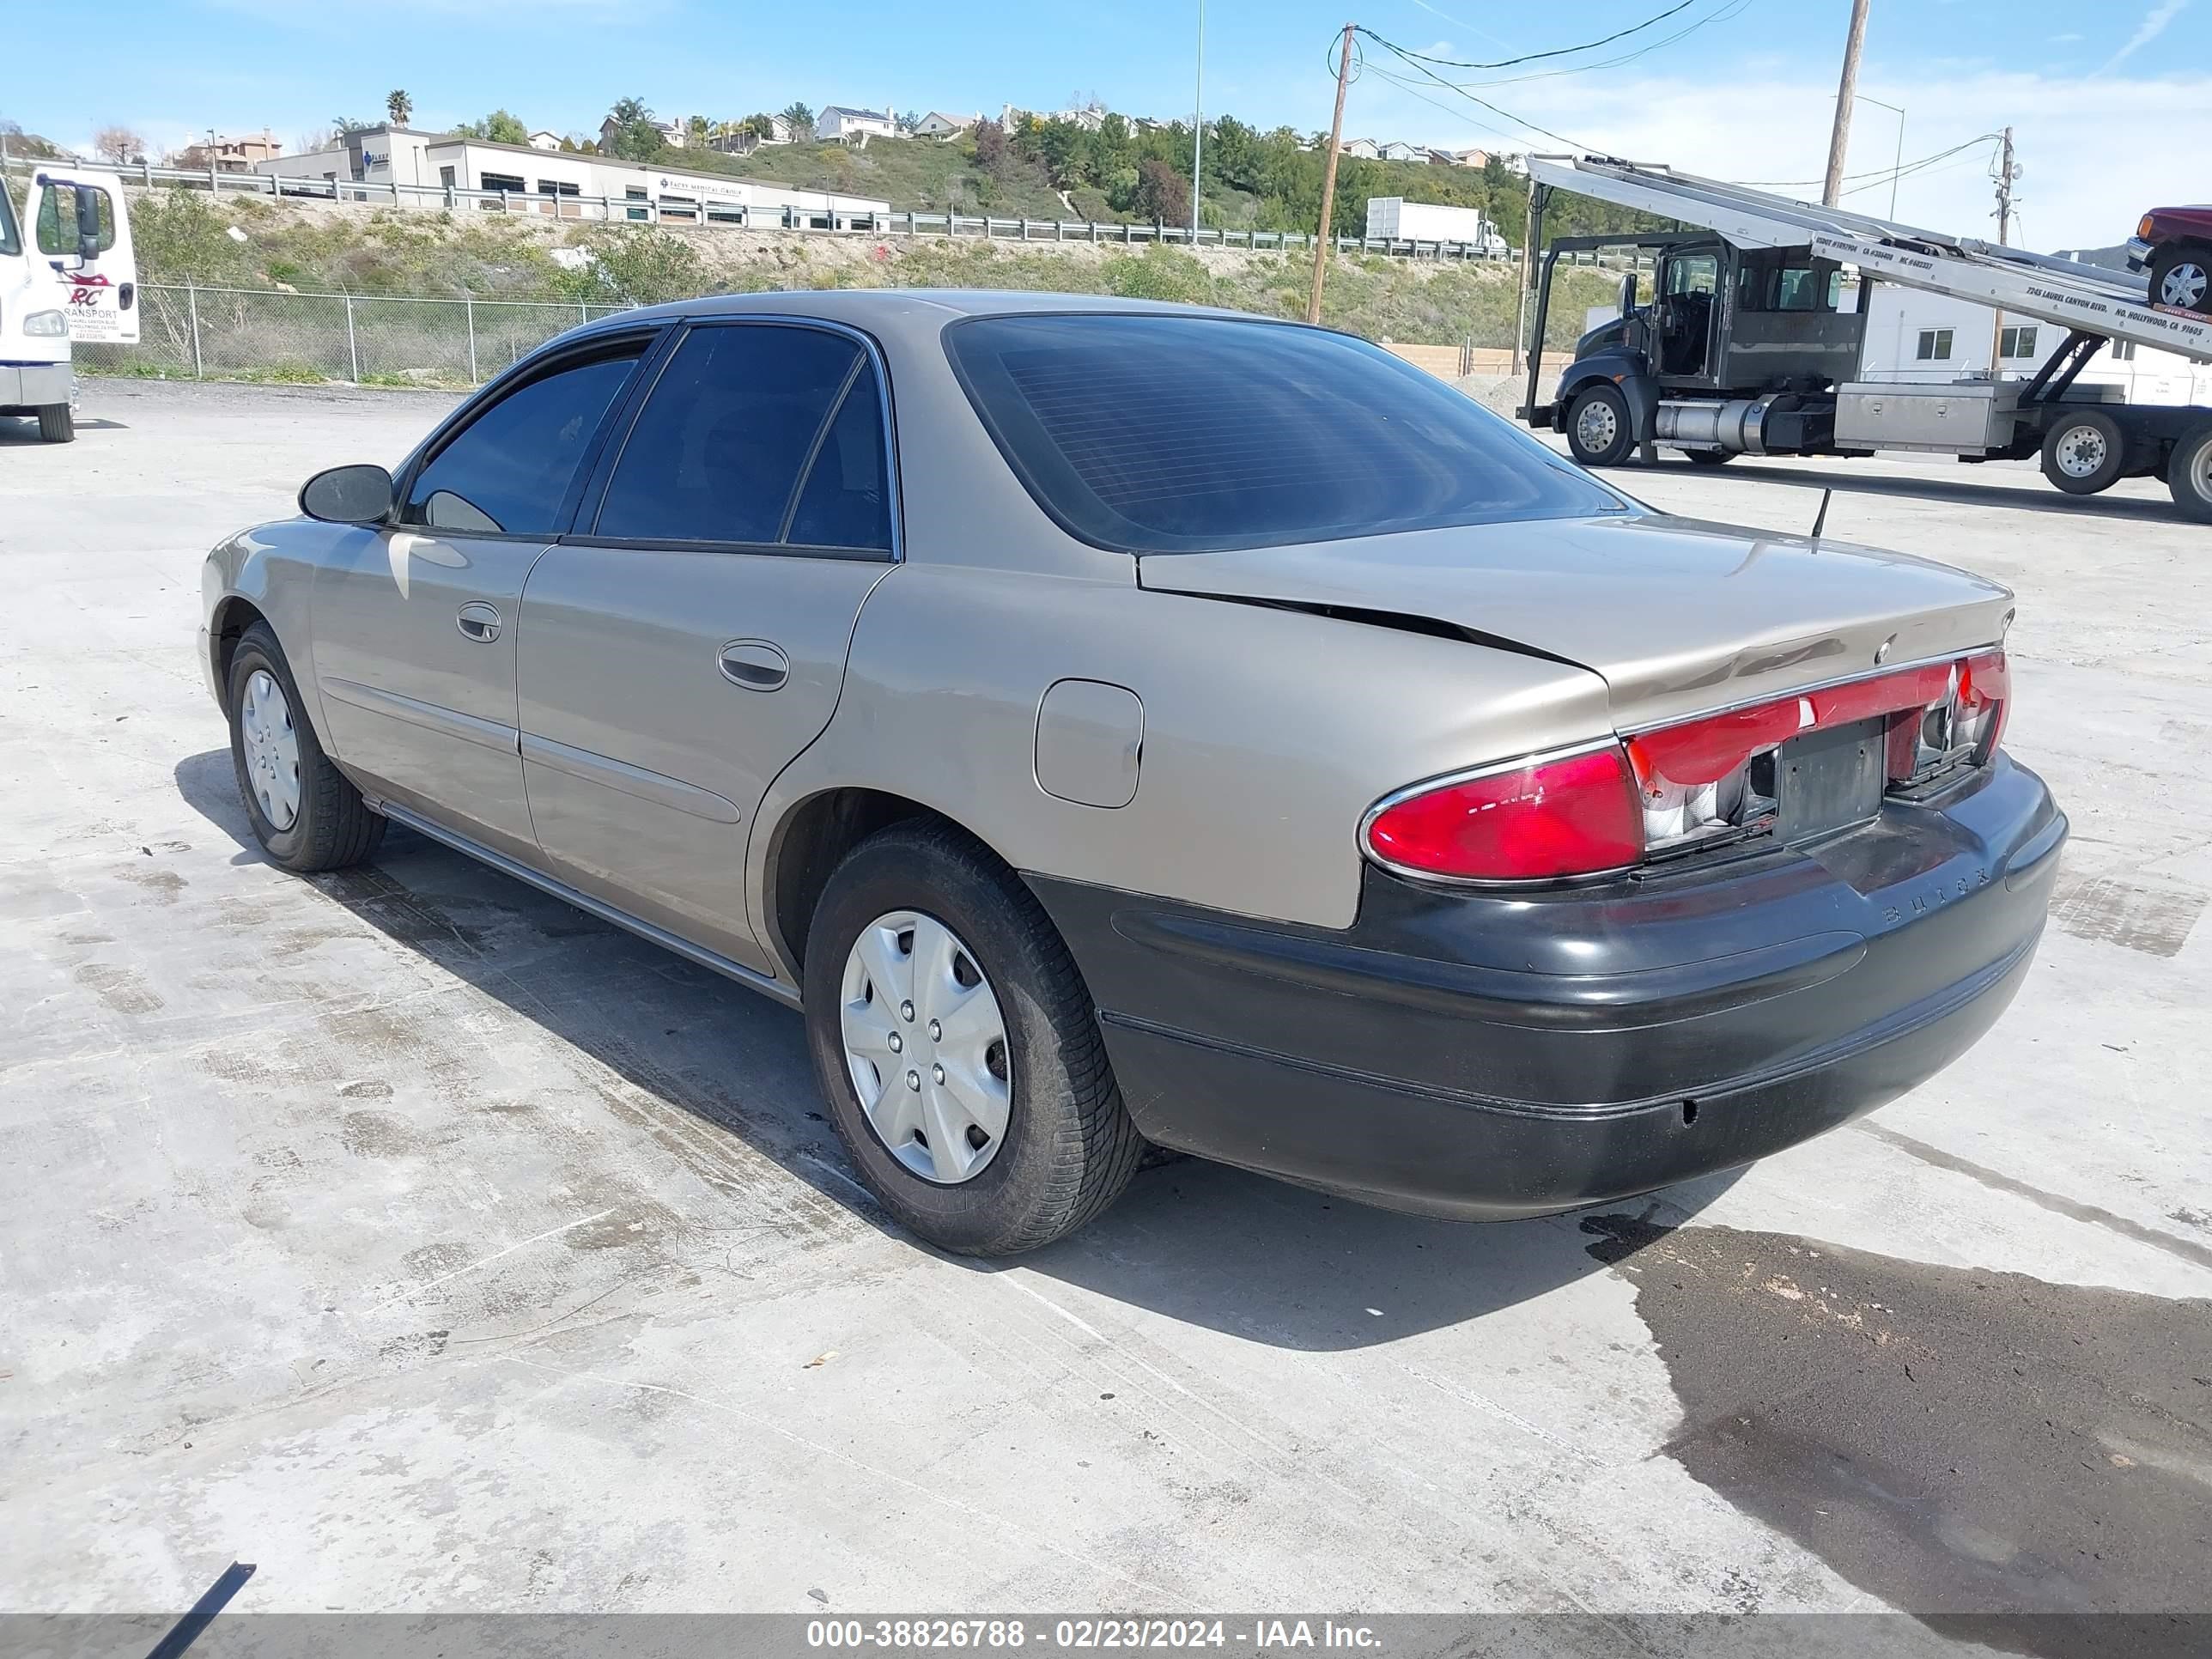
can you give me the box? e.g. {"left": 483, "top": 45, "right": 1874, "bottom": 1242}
{"left": 2040, "top": 410, "right": 2126, "bottom": 495}
{"left": 1564, "top": 383, "right": 1635, "bottom": 467}
{"left": 2169, "top": 422, "right": 2212, "bottom": 525}
{"left": 803, "top": 820, "right": 1143, "bottom": 1255}
{"left": 227, "top": 622, "right": 386, "bottom": 872}
{"left": 2149, "top": 243, "right": 2210, "bottom": 314}
{"left": 37, "top": 404, "right": 74, "bottom": 443}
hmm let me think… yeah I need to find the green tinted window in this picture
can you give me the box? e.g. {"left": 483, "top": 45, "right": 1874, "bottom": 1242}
{"left": 35, "top": 185, "right": 116, "bottom": 255}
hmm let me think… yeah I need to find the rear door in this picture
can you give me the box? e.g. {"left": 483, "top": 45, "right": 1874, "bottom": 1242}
{"left": 517, "top": 319, "right": 897, "bottom": 975}
{"left": 32, "top": 168, "right": 138, "bottom": 344}
{"left": 310, "top": 332, "right": 653, "bottom": 861}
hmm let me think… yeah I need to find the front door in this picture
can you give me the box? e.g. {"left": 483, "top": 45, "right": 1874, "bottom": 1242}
{"left": 310, "top": 337, "right": 650, "bottom": 861}
{"left": 517, "top": 319, "right": 897, "bottom": 974}
{"left": 31, "top": 167, "right": 138, "bottom": 344}
{"left": 1657, "top": 248, "right": 1722, "bottom": 380}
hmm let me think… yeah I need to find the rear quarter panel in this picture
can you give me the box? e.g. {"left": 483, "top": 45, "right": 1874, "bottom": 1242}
{"left": 749, "top": 562, "right": 1615, "bottom": 957}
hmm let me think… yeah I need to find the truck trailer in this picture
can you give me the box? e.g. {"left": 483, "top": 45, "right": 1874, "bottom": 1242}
{"left": 1517, "top": 156, "right": 2212, "bottom": 521}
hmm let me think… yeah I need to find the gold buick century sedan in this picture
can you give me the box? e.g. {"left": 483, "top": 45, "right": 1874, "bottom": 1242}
{"left": 198, "top": 289, "right": 2067, "bottom": 1255}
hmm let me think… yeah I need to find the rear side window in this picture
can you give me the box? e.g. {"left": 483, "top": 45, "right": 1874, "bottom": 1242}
{"left": 404, "top": 349, "right": 641, "bottom": 536}
{"left": 945, "top": 313, "right": 1623, "bottom": 554}
{"left": 592, "top": 323, "right": 890, "bottom": 553}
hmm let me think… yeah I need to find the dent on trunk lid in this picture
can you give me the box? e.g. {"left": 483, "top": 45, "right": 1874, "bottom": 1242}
{"left": 1140, "top": 513, "right": 2014, "bottom": 732}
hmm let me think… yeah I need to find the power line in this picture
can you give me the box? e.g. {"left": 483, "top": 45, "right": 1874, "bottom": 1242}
{"left": 1437, "top": 0, "right": 1759, "bottom": 90}
{"left": 1365, "top": 0, "right": 1705, "bottom": 71}
{"left": 1736, "top": 134, "right": 2000, "bottom": 191}
{"left": 1355, "top": 33, "right": 1603, "bottom": 151}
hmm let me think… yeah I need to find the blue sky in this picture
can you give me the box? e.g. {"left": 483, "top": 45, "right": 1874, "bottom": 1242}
{"left": 16, "top": 0, "right": 2209, "bottom": 246}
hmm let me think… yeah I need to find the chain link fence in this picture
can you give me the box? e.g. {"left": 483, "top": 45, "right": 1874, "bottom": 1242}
{"left": 75, "top": 285, "right": 636, "bottom": 389}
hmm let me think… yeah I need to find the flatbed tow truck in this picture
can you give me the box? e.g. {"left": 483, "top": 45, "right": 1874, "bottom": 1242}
{"left": 1519, "top": 155, "right": 2212, "bottom": 521}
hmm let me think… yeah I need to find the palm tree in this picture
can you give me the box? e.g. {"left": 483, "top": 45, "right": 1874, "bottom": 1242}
{"left": 386, "top": 89, "right": 412, "bottom": 127}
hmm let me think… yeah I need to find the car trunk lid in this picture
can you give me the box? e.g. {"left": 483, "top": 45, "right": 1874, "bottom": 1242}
{"left": 1137, "top": 512, "right": 2014, "bottom": 732}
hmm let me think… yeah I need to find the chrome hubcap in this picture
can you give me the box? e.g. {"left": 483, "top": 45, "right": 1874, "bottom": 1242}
{"left": 2054, "top": 424, "right": 2109, "bottom": 478}
{"left": 240, "top": 668, "right": 301, "bottom": 830}
{"left": 1576, "top": 398, "right": 1619, "bottom": 453}
{"left": 840, "top": 910, "right": 1011, "bottom": 1184}
{"left": 2159, "top": 261, "right": 2207, "bottom": 311}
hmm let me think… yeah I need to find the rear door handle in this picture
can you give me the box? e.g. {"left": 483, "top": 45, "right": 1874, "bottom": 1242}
{"left": 719, "top": 640, "right": 788, "bottom": 691}
{"left": 457, "top": 601, "right": 501, "bottom": 642}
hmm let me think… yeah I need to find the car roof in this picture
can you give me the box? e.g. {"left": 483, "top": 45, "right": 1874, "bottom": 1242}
{"left": 592, "top": 288, "right": 1272, "bottom": 335}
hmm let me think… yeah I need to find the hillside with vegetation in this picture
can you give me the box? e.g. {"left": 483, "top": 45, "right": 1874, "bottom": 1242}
{"left": 123, "top": 187, "right": 1624, "bottom": 360}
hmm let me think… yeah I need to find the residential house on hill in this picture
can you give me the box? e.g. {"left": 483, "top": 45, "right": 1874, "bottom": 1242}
{"left": 914, "top": 112, "right": 975, "bottom": 141}
{"left": 819, "top": 106, "right": 897, "bottom": 143}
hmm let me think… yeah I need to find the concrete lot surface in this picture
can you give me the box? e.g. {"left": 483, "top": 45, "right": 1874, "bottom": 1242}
{"left": 3, "top": 382, "right": 2208, "bottom": 1637}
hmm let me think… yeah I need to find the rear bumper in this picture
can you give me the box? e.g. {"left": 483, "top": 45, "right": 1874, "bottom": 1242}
{"left": 0, "top": 362, "right": 71, "bottom": 410}
{"left": 1027, "top": 755, "right": 2065, "bottom": 1220}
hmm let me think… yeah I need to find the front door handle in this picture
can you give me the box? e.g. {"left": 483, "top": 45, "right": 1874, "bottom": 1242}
{"left": 457, "top": 601, "right": 502, "bottom": 642}
{"left": 719, "top": 640, "right": 788, "bottom": 691}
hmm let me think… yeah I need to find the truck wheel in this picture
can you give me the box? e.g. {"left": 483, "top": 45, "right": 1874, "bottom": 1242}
{"left": 37, "top": 404, "right": 75, "bottom": 444}
{"left": 2149, "top": 243, "right": 2211, "bottom": 314}
{"left": 1565, "top": 385, "right": 1634, "bottom": 467}
{"left": 2169, "top": 423, "right": 2212, "bottom": 524}
{"left": 2040, "top": 410, "right": 2125, "bottom": 495}
{"left": 803, "top": 819, "right": 1144, "bottom": 1256}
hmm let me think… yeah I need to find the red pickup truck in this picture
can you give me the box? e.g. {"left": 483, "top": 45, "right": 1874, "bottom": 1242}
{"left": 2130, "top": 206, "right": 2212, "bottom": 314}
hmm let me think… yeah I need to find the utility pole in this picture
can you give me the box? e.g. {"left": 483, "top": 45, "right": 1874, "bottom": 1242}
{"left": 1307, "top": 21, "right": 1356, "bottom": 325}
{"left": 1986, "top": 125, "right": 2017, "bottom": 379}
{"left": 1191, "top": 0, "right": 1206, "bottom": 241}
{"left": 1821, "top": 0, "right": 1872, "bottom": 207}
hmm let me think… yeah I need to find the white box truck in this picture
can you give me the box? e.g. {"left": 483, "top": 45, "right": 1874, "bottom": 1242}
{"left": 3, "top": 165, "right": 139, "bottom": 442}
{"left": 1364, "top": 197, "right": 1504, "bottom": 255}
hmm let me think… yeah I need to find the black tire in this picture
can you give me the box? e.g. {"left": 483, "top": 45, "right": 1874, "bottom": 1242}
{"left": 2039, "top": 410, "right": 2127, "bottom": 495}
{"left": 802, "top": 819, "right": 1142, "bottom": 1255}
{"left": 2169, "top": 422, "right": 2212, "bottom": 525}
{"left": 1564, "top": 383, "right": 1635, "bottom": 467}
{"left": 226, "top": 622, "right": 385, "bottom": 872}
{"left": 1684, "top": 448, "right": 1735, "bottom": 466}
{"left": 2148, "top": 242, "right": 2211, "bottom": 315}
{"left": 37, "top": 404, "right": 74, "bottom": 443}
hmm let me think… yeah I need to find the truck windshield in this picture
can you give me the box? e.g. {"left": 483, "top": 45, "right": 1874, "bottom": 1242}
{"left": 945, "top": 313, "right": 1627, "bottom": 555}
{"left": 0, "top": 187, "right": 21, "bottom": 258}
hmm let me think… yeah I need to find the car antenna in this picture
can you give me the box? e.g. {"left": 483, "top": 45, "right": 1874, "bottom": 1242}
{"left": 1809, "top": 487, "right": 1832, "bottom": 542}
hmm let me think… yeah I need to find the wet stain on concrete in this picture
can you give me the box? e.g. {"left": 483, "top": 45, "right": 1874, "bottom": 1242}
{"left": 114, "top": 865, "right": 188, "bottom": 905}
{"left": 2050, "top": 872, "right": 2207, "bottom": 958}
{"left": 340, "top": 1109, "right": 425, "bottom": 1159}
{"left": 1584, "top": 1214, "right": 2212, "bottom": 1656}
{"left": 73, "top": 962, "right": 163, "bottom": 1016}
{"left": 338, "top": 1079, "right": 394, "bottom": 1100}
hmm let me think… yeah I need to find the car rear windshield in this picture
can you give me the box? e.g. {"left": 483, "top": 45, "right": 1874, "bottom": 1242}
{"left": 944, "top": 313, "right": 1626, "bottom": 554}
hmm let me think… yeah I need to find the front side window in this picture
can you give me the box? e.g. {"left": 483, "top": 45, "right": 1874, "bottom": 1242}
{"left": 1665, "top": 254, "right": 1718, "bottom": 297}
{"left": 0, "top": 186, "right": 20, "bottom": 258}
{"left": 35, "top": 184, "right": 116, "bottom": 256}
{"left": 945, "top": 313, "right": 1625, "bottom": 554}
{"left": 404, "top": 348, "right": 642, "bottom": 535}
{"left": 593, "top": 324, "right": 891, "bottom": 553}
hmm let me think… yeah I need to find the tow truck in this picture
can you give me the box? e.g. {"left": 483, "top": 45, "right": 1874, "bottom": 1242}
{"left": 2, "top": 164, "right": 139, "bottom": 443}
{"left": 1519, "top": 156, "right": 2212, "bottom": 522}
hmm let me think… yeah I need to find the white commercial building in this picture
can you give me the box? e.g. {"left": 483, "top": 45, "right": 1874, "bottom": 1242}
{"left": 256, "top": 127, "right": 888, "bottom": 227}
{"left": 1854, "top": 283, "right": 2212, "bottom": 405}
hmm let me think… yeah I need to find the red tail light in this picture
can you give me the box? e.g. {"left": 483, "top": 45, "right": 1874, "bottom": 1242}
{"left": 1363, "top": 746, "right": 1644, "bottom": 881}
{"left": 1365, "top": 647, "right": 2010, "bottom": 884}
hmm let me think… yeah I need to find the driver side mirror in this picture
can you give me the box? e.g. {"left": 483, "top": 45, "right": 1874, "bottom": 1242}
{"left": 1619, "top": 271, "right": 1638, "bottom": 316}
{"left": 76, "top": 186, "right": 103, "bottom": 265}
{"left": 300, "top": 464, "right": 396, "bottom": 525}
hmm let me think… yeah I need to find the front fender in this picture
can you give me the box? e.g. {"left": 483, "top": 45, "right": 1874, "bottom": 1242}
{"left": 1559, "top": 350, "right": 1660, "bottom": 446}
{"left": 199, "top": 519, "right": 355, "bottom": 751}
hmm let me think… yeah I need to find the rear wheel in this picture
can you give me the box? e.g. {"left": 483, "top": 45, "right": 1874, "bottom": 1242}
{"left": 2149, "top": 243, "right": 2211, "bottom": 314}
{"left": 227, "top": 622, "right": 385, "bottom": 872}
{"left": 2169, "top": 422, "right": 2212, "bottom": 525}
{"left": 37, "top": 404, "right": 74, "bottom": 443}
{"left": 2040, "top": 410, "right": 2126, "bottom": 495}
{"left": 803, "top": 819, "right": 1142, "bottom": 1255}
{"left": 1565, "top": 383, "right": 1634, "bottom": 467}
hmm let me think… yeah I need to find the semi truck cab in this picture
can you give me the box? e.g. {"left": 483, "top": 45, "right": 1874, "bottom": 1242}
{"left": 2, "top": 166, "right": 139, "bottom": 444}
{"left": 1533, "top": 231, "right": 1865, "bottom": 469}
